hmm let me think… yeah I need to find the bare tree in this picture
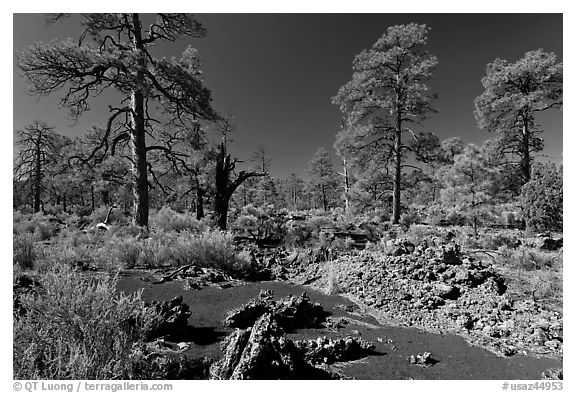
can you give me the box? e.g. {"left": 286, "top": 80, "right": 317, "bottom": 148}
{"left": 251, "top": 144, "right": 272, "bottom": 173}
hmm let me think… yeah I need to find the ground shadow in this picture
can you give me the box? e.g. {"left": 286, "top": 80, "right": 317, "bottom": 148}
{"left": 166, "top": 325, "right": 228, "bottom": 346}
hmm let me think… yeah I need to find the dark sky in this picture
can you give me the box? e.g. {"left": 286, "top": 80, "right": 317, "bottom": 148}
{"left": 13, "top": 13, "right": 563, "bottom": 178}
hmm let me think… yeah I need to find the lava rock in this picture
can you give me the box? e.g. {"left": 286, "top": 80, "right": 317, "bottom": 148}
{"left": 143, "top": 296, "right": 191, "bottom": 341}
{"left": 433, "top": 283, "right": 460, "bottom": 300}
{"left": 210, "top": 314, "right": 341, "bottom": 380}
{"left": 224, "top": 290, "right": 327, "bottom": 331}
{"left": 294, "top": 335, "right": 376, "bottom": 365}
{"left": 408, "top": 352, "right": 434, "bottom": 365}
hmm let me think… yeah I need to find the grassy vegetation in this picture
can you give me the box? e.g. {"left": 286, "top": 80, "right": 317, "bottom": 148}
{"left": 493, "top": 245, "right": 563, "bottom": 310}
{"left": 14, "top": 262, "right": 156, "bottom": 379}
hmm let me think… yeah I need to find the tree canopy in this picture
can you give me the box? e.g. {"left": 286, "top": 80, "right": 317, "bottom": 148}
{"left": 474, "top": 49, "right": 562, "bottom": 184}
{"left": 333, "top": 23, "right": 438, "bottom": 223}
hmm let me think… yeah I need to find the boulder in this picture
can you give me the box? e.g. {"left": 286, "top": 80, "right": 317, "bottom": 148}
{"left": 433, "top": 283, "right": 460, "bottom": 300}
{"left": 531, "top": 328, "right": 548, "bottom": 345}
{"left": 436, "top": 244, "right": 462, "bottom": 265}
{"left": 456, "top": 313, "right": 474, "bottom": 330}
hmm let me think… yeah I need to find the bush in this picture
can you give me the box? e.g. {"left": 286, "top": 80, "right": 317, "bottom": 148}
{"left": 481, "top": 232, "right": 520, "bottom": 250}
{"left": 106, "top": 229, "right": 246, "bottom": 273}
{"left": 285, "top": 220, "right": 314, "bottom": 247}
{"left": 13, "top": 212, "right": 59, "bottom": 241}
{"left": 42, "top": 204, "right": 64, "bottom": 216}
{"left": 150, "top": 207, "right": 208, "bottom": 233}
{"left": 13, "top": 263, "right": 156, "bottom": 379}
{"left": 495, "top": 245, "right": 562, "bottom": 306}
{"left": 111, "top": 236, "right": 142, "bottom": 269}
{"left": 184, "top": 230, "right": 246, "bottom": 272}
{"left": 399, "top": 210, "right": 421, "bottom": 228}
{"left": 232, "top": 204, "right": 286, "bottom": 241}
{"left": 497, "top": 245, "right": 560, "bottom": 271}
{"left": 404, "top": 224, "right": 442, "bottom": 246}
{"left": 13, "top": 234, "right": 37, "bottom": 270}
{"left": 520, "top": 162, "right": 562, "bottom": 232}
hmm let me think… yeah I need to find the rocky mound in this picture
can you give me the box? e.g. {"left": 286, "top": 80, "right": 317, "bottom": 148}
{"left": 224, "top": 290, "right": 328, "bottom": 330}
{"left": 212, "top": 292, "right": 378, "bottom": 379}
{"left": 210, "top": 313, "right": 339, "bottom": 379}
{"left": 288, "top": 243, "right": 562, "bottom": 358}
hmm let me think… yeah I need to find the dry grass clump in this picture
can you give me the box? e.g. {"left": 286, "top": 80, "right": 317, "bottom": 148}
{"left": 13, "top": 263, "right": 156, "bottom": 379}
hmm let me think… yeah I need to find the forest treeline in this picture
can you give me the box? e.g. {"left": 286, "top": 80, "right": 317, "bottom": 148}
{"left": 14, "top": 16, "right": 563, "bottom": 232}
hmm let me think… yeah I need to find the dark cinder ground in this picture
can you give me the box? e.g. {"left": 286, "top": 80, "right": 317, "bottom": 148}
{"left": 116, "top": 271, "right": 560, "bottom": 380}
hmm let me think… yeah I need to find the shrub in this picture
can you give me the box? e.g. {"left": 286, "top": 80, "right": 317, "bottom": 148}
{"left": 13, "top": 263, "right": 157, "bottom": 379}
{"left": 308, "top": 215, "right": 333, "bottom": 233}
{"left": 185, "top": 230, "right": 246, "bottom": 272}
{"left": 403, "top": 224, "right": 442, "bottom": 246}
{"left": 13, "top": 212, "right": 58, "bottom": 241}
{"left": 285, "top": 220, "right": 314, "bottom": 247}
{"left": 72, "top": 205, "right": 93, "bottom": 218}
{"left": 150, "top": 207, "right": 208, "bottom": 233}
{"left": 481, "top": 231, "right": 520, "bottom": 250}
{"left": 498, "top": 245, "right": 560, "bottom": 271}
{"left": 42, "top": 204, "right": 64, "bottom": 216}
{"left": 232, "top": 204, "right": 286, "bottom": 241}
{"left": 13, "top": 234, "right": 37, "bottom": 270}
{"left": 399, "top": 210, "right": 421, "bottom": 228}
{"left": 520, "top": 162, "right": 563, "bottom": 232}
{"left": 111, "top": 236, "right": 142, "bottom": 269}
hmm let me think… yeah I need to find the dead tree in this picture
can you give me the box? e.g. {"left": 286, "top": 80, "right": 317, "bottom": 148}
{"left": 214, "top": 142, "right": 266, "bottom": 230}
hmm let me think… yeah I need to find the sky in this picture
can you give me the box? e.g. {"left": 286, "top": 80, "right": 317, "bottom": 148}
{"left": 13, "top": 13, "right": 563, "bottom": 178}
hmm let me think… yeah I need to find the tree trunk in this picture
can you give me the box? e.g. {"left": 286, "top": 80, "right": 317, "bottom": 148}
{"left": 194, "top": 171, "right": 205, "bottom": 220}
{"left": 130, "top": 13, "right": 149, "bottom": 228}
{"left": 321, "top": 184, "right": 328, "bottom": 212}
{"left": 102, "top": 190, "right": 110, "bottom": 206}
{"left": 215, "top": 194, "right": 229, "bottom": 230}
{"left": 214, "top": 142, "right": 231, "bottom": 230}
{"left": 63, "top": 194, "right": 67, "bottom": 213}
{"left": 521, "top": 115, "right": 531, "bottom": 184}
{"left": 342, "top": 158, "right": 350, "bottom": 213}
{"left": 392, "top": 128, "right": 402, "bottom": 224}
{"left": 33, "top": 135, "right": 42, "bottom": 213}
